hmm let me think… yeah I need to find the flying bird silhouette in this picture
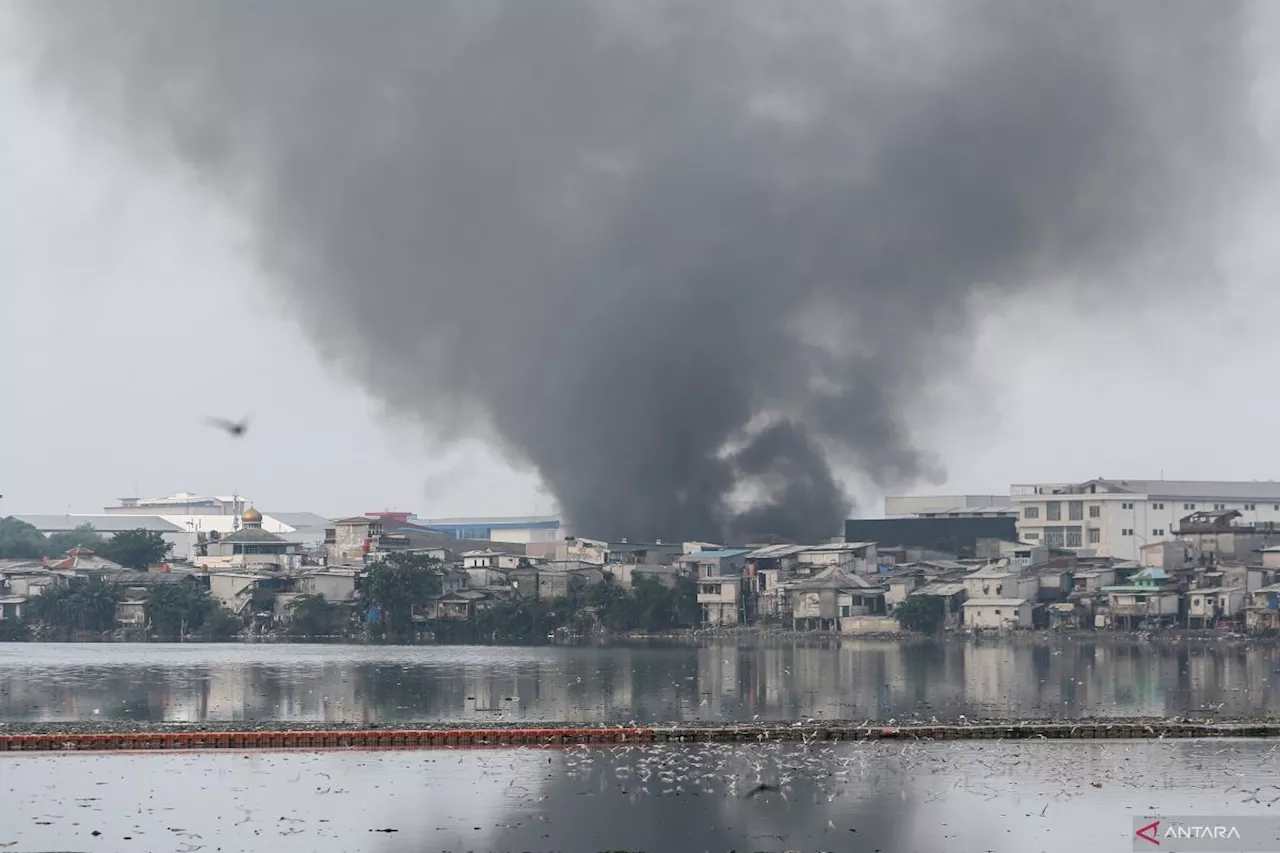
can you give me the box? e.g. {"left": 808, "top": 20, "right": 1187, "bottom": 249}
{"left": 206, "top": 416, "right": 249, "bottom": 437}
{"left": 743, "top": 783, "right": 780, "bottom": 798}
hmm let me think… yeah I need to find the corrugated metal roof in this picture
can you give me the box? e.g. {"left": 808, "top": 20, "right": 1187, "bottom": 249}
{"left": 962, "top": 598, "right": 1028, "bottom": 607}
{"left": 681, "top": 549, "right": 750, "bottom": 560}
{"left": 263, "top": 512, "right": 332, "bottom": 530}
{"left": 916, "top": 505, "right": 1018, "bottom": 516}
{"left": 787, "top": 566, "right": 880, "bottom": 590}
{"left": 804, "top": 541, "right": 875, "bottom": 552}
{"left": 911, "top": 582, "right": 967, "bottom": 596}
{"left": 1036, "top": 479, "right": 1280, "bottom": 500}
{"left": 746, "top": 544, "right": 809, "bottom": 559}
{"left": 14, "top": 514, "right": 184, "bottom": 533}
{"left": 966, "top": 564, "right": 1017, "bottom": 578}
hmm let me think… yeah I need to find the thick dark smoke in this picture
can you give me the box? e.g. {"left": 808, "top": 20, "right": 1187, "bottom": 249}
{"left": 14, "top": 1, "right": 1259, "bottom": 541}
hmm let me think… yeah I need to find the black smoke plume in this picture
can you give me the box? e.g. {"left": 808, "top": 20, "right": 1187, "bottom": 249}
{"left": 13, "top": 1, "right": 1260, "bottom": 541}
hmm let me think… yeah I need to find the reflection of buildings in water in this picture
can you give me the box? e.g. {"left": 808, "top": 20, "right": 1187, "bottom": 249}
{"left": 962, "top": 644, "right": 1019, "bottom": 711}
{"left": 697, "top": 646, "right": 741, "bottom": 717}
{"left": 205, "top": 669, "right": 248, "bottom": 721}
{"left": 760, "top": 647, "right": 788, "bottom": 712}
{"left": 161, "top": 678, "right": 203, "bottom": 722}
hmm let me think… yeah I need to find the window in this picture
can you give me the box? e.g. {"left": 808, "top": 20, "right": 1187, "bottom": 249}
{"left": 1214, "top": 504, "right": 1225, "bottom": 511}
{"left": 1024, "top": 532, "right": 1040, "bottom": 541}
{"left": 840, "top": 605, "right": 851, "bottom": 618}
{"left": 1121, "top": 502, "right": 1134, "bottom": 510}
{"left": 1047, "top": 502, "right": 1062, "bottom": 521}
{"left": 1066, "top": 527, "right": 1082, "bottom": 548}
{"left": 1134, "top": 594, "right": 1147, "bottom": 604}
{"left": 1152, "top": 502, "right": 1164, "bottom": 510}
{"left": 1045, "top": 529, "right": 1065, "bottom": 548}
{"left": 1184, "top": 503, "right": 1196, "bottom": 510}
{"left": 1152, "top": 528, "right": 1165, "bottom": 537}
{"left": 1068, "top": 501, "right": 1084, "bottom": 521}
{"left": 1024, "top": 506, "right": 1040, "bottom": 519}
{"left": 1088, "top": 528, "right": 1101, "bottom": 544}
{"left": 1246, "top": 504, "right": 1257, "bottom": 511}
{"left": 1121, "top": 528, "right": 1134, "bottom": 536}
{"left": 993, "top": 609, "right": 1001, "bottom": 616}
{"left": 1089, "top": 505, "right": 1101, "bottom": 518}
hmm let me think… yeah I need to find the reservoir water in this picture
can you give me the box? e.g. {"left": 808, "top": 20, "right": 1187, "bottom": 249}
{"left": 0, "top": 636, "right": 1275, "bottom": 725}
{"left": 4, "top": 638, "right": 1273, "bottom": 852}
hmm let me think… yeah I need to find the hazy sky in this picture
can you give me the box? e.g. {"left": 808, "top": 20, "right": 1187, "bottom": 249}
{"left": 5, "top": 5, "right": 1280, "bottom": 524}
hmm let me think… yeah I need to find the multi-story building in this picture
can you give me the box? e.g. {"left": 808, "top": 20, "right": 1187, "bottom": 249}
{"left": 1012, "top": 479, "right": 1280, "bottom": 562}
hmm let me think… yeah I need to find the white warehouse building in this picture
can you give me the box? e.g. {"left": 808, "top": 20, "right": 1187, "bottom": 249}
{"left": 1012, "top": 479, "right": 1280, "bottom": 561}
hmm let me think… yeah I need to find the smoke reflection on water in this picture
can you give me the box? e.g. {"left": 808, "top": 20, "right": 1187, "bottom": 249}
{"left": 8, "top": 739, "right": 1279, "bottom": 852}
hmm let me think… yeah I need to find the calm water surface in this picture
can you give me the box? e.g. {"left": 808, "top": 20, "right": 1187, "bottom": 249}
{"left": 3, "top": 739, "right": 1278, "bottom": 852}
{"left": 1, "top": 636, "right": 1276, "bottom": 723}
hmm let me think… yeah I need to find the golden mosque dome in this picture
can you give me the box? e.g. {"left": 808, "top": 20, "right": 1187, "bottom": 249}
{"left": 241, "top": 507, "right": 263, "bottom": 524}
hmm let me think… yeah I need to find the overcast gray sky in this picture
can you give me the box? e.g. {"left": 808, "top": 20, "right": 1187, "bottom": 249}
{"left": 4, "top": 4, "right": 1280, "bottom": 524}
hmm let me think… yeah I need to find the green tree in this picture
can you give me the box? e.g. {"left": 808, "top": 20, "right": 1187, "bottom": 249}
{"left": 26, "top": 577, "right": 120, "bottom": 633}
{"left": 288, "top": 594, "right": 346, "bottom": 638}
{"left": 366, "top": 552, "right": 442, "bottom": 639}
{"left": 46, "top": 524, "right": 106, "bottom": 555}
{"left": 99, "top": 529, "right": 173, "bottom": 569}
{"left": 145, "top": 583, "right": 214, "bottom": 638}
{"left": 584, "top": 577, "right": 636, "bottom": 632}
{"left": 466, "top": 599, "right": 554, "bottom": 643}
{"left": 895, "top": 595, "right": 946, "bottom": 634}
{"left": 0, "top": 619, "right": 30, "bottom": 641}
{"left": 194, "top": 605, "right": 243, "bottom": 641}
{"left": 0, "top": 517, "right": 47, "bottom": 559}
{"left": 631, "top": 576, "right": 679, "bottom": 631}
{"left": 670, "top": 575, "right": 700, "bottom": 627}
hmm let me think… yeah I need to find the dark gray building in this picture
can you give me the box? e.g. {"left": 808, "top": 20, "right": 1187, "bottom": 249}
{"left": 844, "top": 516, "right": 1017, "bottom": 552}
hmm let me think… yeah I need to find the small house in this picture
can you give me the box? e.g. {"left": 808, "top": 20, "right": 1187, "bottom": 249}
{"left": 698, "top": 576, "right": 746, "bottom": 626}
{"left": 1101, "top": 567, "right": 1179, "bottom": 630}
{"left": 1247, "top": 583, "right": 1280, "bottom": 632}
{"left": 796, "top": 542, "right": 878, "bottom": 576}
{"left": 962, "top": 565, "right": 1039, "bottom": 601}
{"left": 962, "top": 598, "right": 1033, "bottom": 630}
{"left": 785, "top": 567, "right": 886, "bottom": 631}
{"left": 1186, "top": 587, "right": 1245, "bottom": 628}
{"left": 0, "top": 595, "right": 26, "bottom": 621}
{"left": 908, "top": 582, "right": 967, "bottom": 629}
{"left": 678, "top": 549, "right": 750, "bottom": 579}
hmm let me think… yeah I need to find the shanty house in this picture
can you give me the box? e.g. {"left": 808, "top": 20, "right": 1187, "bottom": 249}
{"left": 795, "top": 542, "right": 877, "bottom": 576}
{"left": 962, "top": 565, "right": 1039, "bottom": 601}
{"left": 785, "top": 567, "right": 885, "bottom": 631}
{"left": 678, "top": 549, "right": 750, "bottom": 579}
{"left": 962, "top": 598, "right": 1033, "bottom": 630}
{"left": 1101, "top": 567, "right": 1180, "bottom": 630}
{"left": 1186, "top": 587, "right": 1245, "bottom": 628}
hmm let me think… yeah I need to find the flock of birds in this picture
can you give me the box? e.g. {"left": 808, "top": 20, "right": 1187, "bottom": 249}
{"left": 9, "top": 730, "right": 1280, "bottom": 851}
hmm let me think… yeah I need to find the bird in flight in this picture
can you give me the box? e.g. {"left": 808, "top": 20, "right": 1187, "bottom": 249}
{"left": 743, "top": 783, "right": 780, "bottom": 798}
{"left": 206, "top": 416, "right": 249, "bottom": 437}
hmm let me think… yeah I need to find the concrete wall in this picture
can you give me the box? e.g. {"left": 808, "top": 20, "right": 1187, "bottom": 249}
{"left": 298, "top": 573, "right": 356, "bottom": 602}
{"left": 839, "top": 616, "right": 901, "bottom": 634}
{"left": 964, "top": 601, "right": 1032, "bottom": 629}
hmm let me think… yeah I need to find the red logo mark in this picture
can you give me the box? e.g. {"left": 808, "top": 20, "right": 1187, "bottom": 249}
{"left": 1136, "top": 821, "right": 1160, "bottom": 845}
